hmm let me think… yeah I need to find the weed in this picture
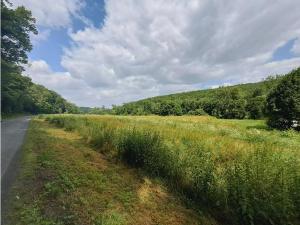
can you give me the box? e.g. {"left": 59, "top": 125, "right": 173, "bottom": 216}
{"left": 45, "top": 115, "right": 300, "bottom": 225}
{"left": 117, "top": 128, "right": 161, "bottom": 169}
{"left": 9, "top": 118, "right": 205, "bottom": 225}
{"left": 19, "top": 204, "right": 60, "bottom": 225}
{"left": 94, "top": 211, "right": 126, "bottom": 225}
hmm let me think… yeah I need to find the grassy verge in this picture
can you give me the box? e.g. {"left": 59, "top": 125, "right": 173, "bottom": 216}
{"left": 45, "top": 115, "right": 300, "bottom": 225}
{"left": 6, "top": 119, "right": 213, "bottom": 225}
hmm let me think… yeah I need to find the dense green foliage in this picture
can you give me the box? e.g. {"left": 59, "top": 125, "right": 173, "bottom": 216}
{"left": 1, "top": 70, "right": 78, "bottom": 114}
{"left": 46, "top": 115, "right": 300, "bottom": 225}
{"left": 79, "top": 106, "right": 113, "bottom": 115}
{"left": 1, "top": 0, "right": 37, "bottom": 66}
{"left": 112, "top": 75, "right": 288, "bottom": 120}
{"left": 1, "top": 1, "right": 78, "bottom": 115}
{"left": 81, "top": 70, "right": 299, "bottom": 131}
{"left": 266, "top": 68, "right": 300, "bottom": 130}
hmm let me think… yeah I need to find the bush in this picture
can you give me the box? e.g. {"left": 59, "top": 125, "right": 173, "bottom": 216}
{"left": 187, "top": 108, "right": 207, "bottom": 116}
{"left": 47, "top": 116, "right": 66, "bottom": 128}
{"left": 246, "top": 96, "right": 266, "bottom": 119}
{"left": 266, "top": 68, "right": 300, "bottom": 130}
{"left": 158, "top": 101, "right": 183, "bottom": 116}
{"left": 211, "top": 89, "right": 247, "bottom": 119}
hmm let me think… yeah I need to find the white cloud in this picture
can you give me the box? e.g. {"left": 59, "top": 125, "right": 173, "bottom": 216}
{"left": 25, "top": 60, "right": 83, "bottom": 90}
{"left": 11, "top": 0, "right": 84, "bottom": 28}
{"left": 21, "top": 0, "right": 300, "bottom": 106}
{"left": 24, "top": 60, "right": 160, "bottom": 107}
{"left": 292, "top": 38, "right": 300, "bottom": 55}
{"left": 24, "top": 60, "right": 90, "bottom": 105}
{"left": 210, "top": 83, "right": 232, "bottom": 89}
{"left": 30, "top": 29, "right": 51, "bottom": 45}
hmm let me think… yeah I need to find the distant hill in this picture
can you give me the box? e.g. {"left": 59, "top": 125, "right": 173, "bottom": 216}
{"left": 79, "top": 106, "right": 112, "bottom": 115}
{"left": 112, "top": 72, "right": 288, "bottom": 119}
{"left": 141, "top": 80, "right": 274, "bottom": 102}
{"left": 79, "top": 107, "right": 92, "bottom": 113}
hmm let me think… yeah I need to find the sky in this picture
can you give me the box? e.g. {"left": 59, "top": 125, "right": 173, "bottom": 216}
{"left": 11, "top": 0, "right": 300, "bottom": 107}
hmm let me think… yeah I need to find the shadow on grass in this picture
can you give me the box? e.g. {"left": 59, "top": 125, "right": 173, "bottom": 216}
{"left": 43, "top": 122, "right": 219, "bottom": 225}
{"left": 246, "top": 124, "right": 272, "bottom": 131}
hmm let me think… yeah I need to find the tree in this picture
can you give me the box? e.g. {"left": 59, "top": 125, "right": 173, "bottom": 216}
{"left": 1, "top": 1, "right": 78, "bottom": 115}
{"left": 181, "top": 100, "right": 201, "bottom": 114}
{"left": 158, "top": 101, "right": 183, "bottom": 116}
{"left": 252, "top": 88, "right": 263, "bottom": 98}
{"left": 211, "top": 88, "right": 246, "bottom": 119}
{"left": 266, "top": 68, "right": 300, "bottom": 130}
{"left": 245, "top": 88, "right": 266, "bottom": 119}
{"left": 246, "top": 96, "right": 265, "bottom": 119}
{"left": 1, "top": 0, "right": 37, "bottom": 114}
{"left": 187, "top": 108, "right": 207, "bottom": 116}
{"left": 1, "top": 0, "right": 37, "bottom": 67}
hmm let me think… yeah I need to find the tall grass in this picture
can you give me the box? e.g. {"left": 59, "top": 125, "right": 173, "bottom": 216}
{"left": 118, "top": 129, "right": 162, "bottom": 170}
{"left": 46, "top": 115, "right": 300, "bottom": 225}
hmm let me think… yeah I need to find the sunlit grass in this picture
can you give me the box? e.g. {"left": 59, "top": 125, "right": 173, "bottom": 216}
{"left": 8, "top": 119, "right": 205, "bottom": 225}
{"left": 46, "top": 114, "right": 300, "bottom": 225}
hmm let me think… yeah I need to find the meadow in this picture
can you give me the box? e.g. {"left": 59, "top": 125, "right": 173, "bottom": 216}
{"left": 44, "top": 114, "right": 300, "bottom": 225}
{"left": 8, "top": 118, "right": 207, "bottom": 225}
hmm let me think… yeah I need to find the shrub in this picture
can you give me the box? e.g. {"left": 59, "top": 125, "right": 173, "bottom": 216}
{"left": 158, "top": 101, "right": 183, "bottom": 116}
{"left": 187, "top": 108, "right": 207, "bottom": 116}
{"left": 266, "top": 68, "right": 300, "bottom": 130}
{"left": 211, "top": 89, "right": 247, "bottom": 119}
{"left": 47, "top": 116, "right": 66, "bottom": 128}
{"left": 245, "top": 96, "right": 266, "bottom": 119}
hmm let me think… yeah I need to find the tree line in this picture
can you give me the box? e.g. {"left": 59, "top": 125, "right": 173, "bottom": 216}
{"left": 3, "top": 0, "right": 298, "bottom": 130}
{"left": 1, "top": 0, "right": 78, "bottom": 115}
{"left": 1, "top": 67, "right": 78, "bottom": 114}
{"left": 89, "top": 69, "right": 299, "bottom": 130}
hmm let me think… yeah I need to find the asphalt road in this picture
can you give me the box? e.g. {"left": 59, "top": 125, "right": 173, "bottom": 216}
{"left": 1, "top": 116, "right": 31, "bottom": 222}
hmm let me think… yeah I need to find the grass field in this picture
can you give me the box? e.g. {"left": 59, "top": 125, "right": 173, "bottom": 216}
{"left": 7, "top": 118, "right": 214, "bottom": 225}
{"left": 8, "top": 115, "right": 300, "bottom": 225}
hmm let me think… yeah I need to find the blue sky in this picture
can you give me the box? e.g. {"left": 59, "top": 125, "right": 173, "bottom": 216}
{"left": 272, "top": 38, "right": 298, "bottom": 62}
{"left": 29, "top": 0, "right": 106, "bottom": 71}
{"left": 11, "top": 0, "right": 300, "bottom": 107}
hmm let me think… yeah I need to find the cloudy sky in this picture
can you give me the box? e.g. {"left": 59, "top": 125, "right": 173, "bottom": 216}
{"left": 11, "top": 0, "right": 300, "bottom": 107}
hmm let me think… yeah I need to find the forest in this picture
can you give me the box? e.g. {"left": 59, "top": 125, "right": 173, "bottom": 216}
{"left": 1, "top": 0, "right": 78, "bottom": 116}
{"left": 88, "top": 68, "right": 299, "bottom": 130}
{"left": 112, "top": 74, "right": 283, "bottom": 118}
{"left": 1, "top": 66, "right": 78, "bottom": 115}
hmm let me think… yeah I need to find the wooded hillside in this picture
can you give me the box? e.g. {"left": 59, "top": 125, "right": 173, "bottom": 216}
{"left": 1, "top": 0, "right": 78, "bottom": 115}
{"left": 112, "top": 73, "right": 287, "bottom": 119}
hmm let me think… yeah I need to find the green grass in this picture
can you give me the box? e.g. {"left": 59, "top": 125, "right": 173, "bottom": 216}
{"left": 95, "top": 211, "right": 126, "bottom": 225}
{"left": 46, "top": 115, "right": 300, "bottom": 225}
{"left": 7, "top": 118, "right": 207, "bottom": 225}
